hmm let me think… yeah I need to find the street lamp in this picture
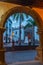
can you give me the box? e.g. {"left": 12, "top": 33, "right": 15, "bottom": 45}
{"left": 12, "top": 32, "right": 14, "bottom": 49}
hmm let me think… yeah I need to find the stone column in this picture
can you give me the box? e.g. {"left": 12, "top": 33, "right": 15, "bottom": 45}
{"left": 0, "top": 27, "right": 7, "bottom": 65}
{"left": 35, "top": 28, "right": 43, "bottom": 63}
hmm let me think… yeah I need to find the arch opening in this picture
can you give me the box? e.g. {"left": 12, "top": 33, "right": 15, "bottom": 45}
{"left": 3, "top": 13, "right": 40, "bottom": 47}
{"left": 3, "top": 12, "right": 40, "bottom": 63}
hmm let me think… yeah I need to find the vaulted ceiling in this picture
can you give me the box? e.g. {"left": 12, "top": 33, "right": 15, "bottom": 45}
{"left": 0, "top": 0, "right": 43, "bottom": 8}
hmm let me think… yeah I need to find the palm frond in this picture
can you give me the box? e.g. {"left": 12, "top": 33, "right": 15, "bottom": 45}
{"left": 27, "top": 19, "right": 36, "bottom": 26}
{"left": 13, "top": 13, "right": 17, "bottom": 20}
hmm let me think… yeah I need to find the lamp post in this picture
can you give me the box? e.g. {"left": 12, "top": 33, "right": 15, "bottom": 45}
{"left": 12, "top": 32, "right": 14, "bottom": 49}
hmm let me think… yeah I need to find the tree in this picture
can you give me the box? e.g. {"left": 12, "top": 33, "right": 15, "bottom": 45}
{"left": 13, "top": 13, "right": 37, "bottom": 46}
{"left": 25, "top": 19, "right": 36, "bottom": 46}
{"left": 13, "top": 13, "right": 24, "bottom": 46}
{"left": 29, "top": 19, "right": 36, "bottom": 46}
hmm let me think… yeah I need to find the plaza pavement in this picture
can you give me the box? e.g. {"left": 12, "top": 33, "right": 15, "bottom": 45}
{"left": 5, "top": 50, "right": 42, "bottom": 65}
{"left": 5, "top": 50, "right": 37, "bottom": 63}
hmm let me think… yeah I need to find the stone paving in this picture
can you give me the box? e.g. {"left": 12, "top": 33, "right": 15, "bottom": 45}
{"left": 5, "top": 50, "right": 43, "bottom": 65}
{"left": 5, "top": 50, "right": 37, "bottom": 64}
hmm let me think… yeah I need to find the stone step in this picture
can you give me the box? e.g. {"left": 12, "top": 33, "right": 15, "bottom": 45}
{"left": 8, "top": 60, "right": 42, "bottom": 65}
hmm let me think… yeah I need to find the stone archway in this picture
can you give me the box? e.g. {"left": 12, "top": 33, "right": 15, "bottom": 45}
{"left": 0, "top": 6, "right": 43, "bottom": 64}
{"left": 1, "top": 6, "right": 42, "bottom": 28}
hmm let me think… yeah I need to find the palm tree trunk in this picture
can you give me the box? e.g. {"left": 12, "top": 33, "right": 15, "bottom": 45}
{"left": 32, "top": 26, "right": 35, "bottom": 46}
{"left": 6, "top": 23, "right": 8, "bottom": 43}
{"left": 19, "top": 13, "right": 21, "bottom": 46}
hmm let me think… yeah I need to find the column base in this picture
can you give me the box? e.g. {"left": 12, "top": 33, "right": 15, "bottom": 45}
{"left": 35, "top": 46, "right": 43, "bottom": 63}
{"left": 0, "top": 62, "right": 7, "bottom": 65}
{"left": 0, "top": 48, "right": 7, "bottom": 65}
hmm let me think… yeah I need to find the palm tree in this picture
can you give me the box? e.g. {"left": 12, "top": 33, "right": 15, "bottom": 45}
{"left": 13, "top": 13, "right": 24, "bottom": 46}
{"left": 29, "top": 19, "right": 36, "bottom": 46}
{"left": 24, "top": 19, "right": 36, "bottom": 46}
{"left": 13, "top": 13, "right": 37, "bottom": 46}
{"left": 19, "top": 13, "right": 29, "bottom": 46}
{"left": 5, "top": 19, "right": 12, "bottom": 43}
{"left": 5, "top": 22, "right": 8, "bottom": 43}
